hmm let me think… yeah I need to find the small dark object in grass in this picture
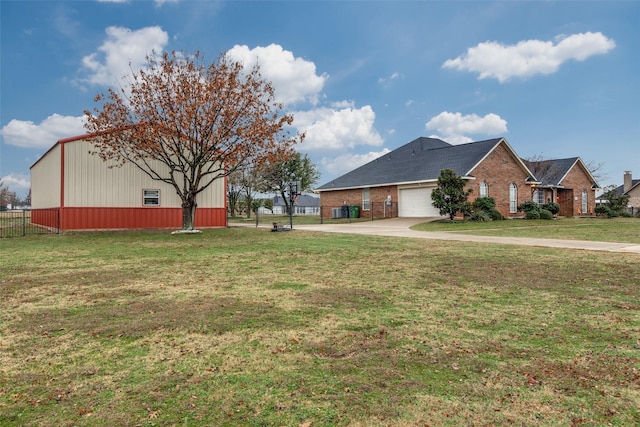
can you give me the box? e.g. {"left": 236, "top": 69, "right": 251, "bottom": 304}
{"left": 272, "top": 222, "right": 291, "bottom": 232}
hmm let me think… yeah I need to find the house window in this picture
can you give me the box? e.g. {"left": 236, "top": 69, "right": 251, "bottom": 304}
{"left": 533, "top": 189, "right": 545, "bottom": 205}
{"left": 581, "top": 190, "right": 588, "bottom": 214}
{"left": 143, "top": 189, "right": 160, "bottom": 206}
{"left": 362, "top": 188, "right": 371, "bottom": 210}
{"left": 509, "top": 183, "right": 518, "bottom": 213}
{"left": 479, "top": 181, "right": 488, "bottom": 198}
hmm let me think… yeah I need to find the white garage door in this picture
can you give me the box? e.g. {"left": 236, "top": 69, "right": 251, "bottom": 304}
{"left": 398, "top": 187, "right": 441, "bottom": 217}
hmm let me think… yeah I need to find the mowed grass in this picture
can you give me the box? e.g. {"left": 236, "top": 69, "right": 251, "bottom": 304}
{"left": 413, "top": 217, "right": 640, "bottom": 244}
{"left": 1, "top": 226, "right": 639, "bottom": 426}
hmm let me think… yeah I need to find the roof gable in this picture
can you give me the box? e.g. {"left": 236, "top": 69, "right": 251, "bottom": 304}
{"left": 523, "top": 157, "right": 599, "bottom": 188}
{"left": 468, "top": 138, "right": 535, "bottom": 179}
{"left": 316, "top": 137, "right": 520, "bottom": 191}
{"left": 627, "top": 179, "right": 640, "bottom": 194}
{"left": 523, "top": 158, "right": 578, "bottom": 186}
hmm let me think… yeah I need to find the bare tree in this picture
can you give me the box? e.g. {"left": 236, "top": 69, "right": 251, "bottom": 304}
{"left": 0, "top": 180, "right": 17, "bottom": 209}
{"left": 583, "top": 159, "right": 607, "bottom": 183}
{"left": 227, "top": 167, "right": 261, "bottom": 218}
{"left": 227, "top": 170, "right": 244, "bottom": 218}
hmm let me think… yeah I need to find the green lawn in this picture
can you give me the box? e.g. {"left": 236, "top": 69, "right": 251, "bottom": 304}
{"left": 412, "top": 217, "right": 640, "bottom": 244}
{"left": 1, "top": 226, "right": 639, "bottom": 426}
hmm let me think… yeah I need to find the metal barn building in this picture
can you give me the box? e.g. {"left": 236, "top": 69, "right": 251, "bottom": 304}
{"left": 30, "top": 133, "right": 227, "bottom": 231}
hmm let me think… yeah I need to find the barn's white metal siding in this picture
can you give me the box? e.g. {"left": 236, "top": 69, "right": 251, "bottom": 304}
{"left": 31, "top": 144, "right": 61, "bottom": 209}
{"left": 63, "top": 139, "right": 225, "bottom": 208}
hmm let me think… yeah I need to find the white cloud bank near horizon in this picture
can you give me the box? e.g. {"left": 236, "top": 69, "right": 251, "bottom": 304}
{"left": 443, "top": 31, "right": 615, "bottom": 82}
{"left": 0, "top": 173, "right": 30, "bottom": 195}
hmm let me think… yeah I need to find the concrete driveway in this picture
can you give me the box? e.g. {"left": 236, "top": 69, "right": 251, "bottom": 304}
{"left": 293, "top": 217, "right": 640, "bottom": 254}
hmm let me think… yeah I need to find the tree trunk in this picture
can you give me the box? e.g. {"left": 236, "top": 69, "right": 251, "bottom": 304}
{"left": 245, "top": 195, "right": 252, "bottom": 219}
{"left": 280, "top": 190, "right": 290, "bottom": 215}
{"left": 181, "top": 197, "right": 197, "bottom": 230}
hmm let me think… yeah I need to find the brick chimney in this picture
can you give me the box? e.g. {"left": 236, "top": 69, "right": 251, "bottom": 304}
{"left": 624, "top": 171, "right": 632, "bottom": 193}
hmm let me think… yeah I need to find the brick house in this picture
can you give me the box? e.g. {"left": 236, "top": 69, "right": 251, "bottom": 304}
{"left": 315, "top": 137, "right": 598, "bottom": 219}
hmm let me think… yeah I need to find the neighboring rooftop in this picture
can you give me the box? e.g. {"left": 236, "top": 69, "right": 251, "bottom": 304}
{"left": 274, "top": 193, "right": 319, "bottom": 207}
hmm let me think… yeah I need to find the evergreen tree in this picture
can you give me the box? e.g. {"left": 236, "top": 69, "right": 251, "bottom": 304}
{"left": 431, "top": 169, "right": 472, "bottom": 220}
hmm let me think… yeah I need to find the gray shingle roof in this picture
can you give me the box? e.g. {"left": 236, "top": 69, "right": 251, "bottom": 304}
{"left": 316, "top": 137, "right": 504, "bottom": 190}
{"left": 523, "top": 157, "right": 600, "bottom": 189}
{"left": 522, "top": 157, "right": 579, "bottom": 186}
{"left": 273, "top": 194, "right": 320, "bottom": 207}
{"left": 613, "top": 179, "right": 640, "bottom": 195}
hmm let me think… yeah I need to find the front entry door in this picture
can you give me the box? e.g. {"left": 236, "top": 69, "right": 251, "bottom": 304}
{"left": 558, "top": 189, "right": 574, "bottom": 216}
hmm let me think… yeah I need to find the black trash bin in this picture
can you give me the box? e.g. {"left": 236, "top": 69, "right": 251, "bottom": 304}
{"left": 341, "top": 205, "right": 350, "bottom": 218}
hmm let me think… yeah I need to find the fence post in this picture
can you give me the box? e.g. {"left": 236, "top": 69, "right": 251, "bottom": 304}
{"left": 320, "top": 206, "right": 324, "bottom": 224}
{"left": 22, "top": 210, "right": 26, "bottom": 237}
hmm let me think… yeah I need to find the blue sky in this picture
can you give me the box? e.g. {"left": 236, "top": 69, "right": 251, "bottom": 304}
{"left": 1, "top": 0, "right": 638, "bottom": 197}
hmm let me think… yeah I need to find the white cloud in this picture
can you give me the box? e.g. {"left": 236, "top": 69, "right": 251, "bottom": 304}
{"left": 96, "top": 0, "right": 176, "bottom": 6}
{"left": 226, "top": 44, "right": 328, "bottom": 106}
{"left": 331, "top": 100, "right": 355, "bottom": 109}
{"left": 378, "top": 71, "right": 402, "bottom": 85}
{"left": 79, "top": 26, "right": 169, "bottom": 87}
{"left": 443, "top": 32, "right": 615, "bottom": 82}
{"left": 0, "top": 173, "right": 30, "bottom": 194}
{"left": 1, "top": 114, "right": 86, "bottom": 149}
{"left": 320, "top": 149, "right": 391, "bottom": 178}
{"left": 293, "top": 105, "right": 384, "bottom": 152}
{"left": 427, "top": 133, "right": 474, "bottom": 145}
{"left": 425, "top": 111, "right": 507, "bottom": 144}
{"left": 154, "top": 0, "right": 179, "bottom": 5}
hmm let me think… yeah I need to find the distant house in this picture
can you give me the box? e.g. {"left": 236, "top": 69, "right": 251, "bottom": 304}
{"left": 315, "top": 136, "right": 598, "bottom": 219}
{"left": 602, "top": 171, "right": 640, "bottom": 211}
{"left": 259, "top": 193, "right": 320, "bottom": 215}
{"left": 621, "top": 171, "right": 640, "bottom": 210}
{"left": 30, "top": 133, "right": 227, "bottom": 231}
